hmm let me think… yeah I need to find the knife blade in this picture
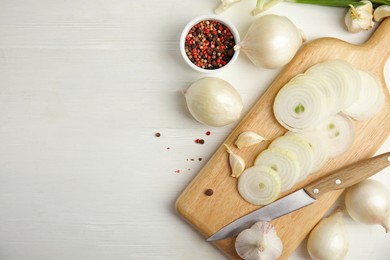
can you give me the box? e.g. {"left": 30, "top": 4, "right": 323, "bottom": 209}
{"left": 207, "top": 151, "right": 390, "bottom": 242}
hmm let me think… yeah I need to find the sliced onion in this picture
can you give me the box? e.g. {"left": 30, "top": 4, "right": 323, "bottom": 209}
{"left": 269, "top": 136, "right": 314, "bottom": 182}
{"left": 305, "top": 59, "right": 360, "bottom": 111}
{"left": 273, "top": 78, "right": 327, "bottom": 132}
{"left": 238, "top": 166, "right": 281, "bottom": 205}
{"left": 343, "top": 69, "right": 385, "bottom": 121}
{"left": 290, "top": 73, "right": 338, "bottom": 116}
{"left": 254, "top": 147, "right": 300, "bottom": 192}
{"left": 285, "top": 130, "right": 330, "bottom": 174}
{"left": 317, "top": 114, "right": 355, "bottom": 157}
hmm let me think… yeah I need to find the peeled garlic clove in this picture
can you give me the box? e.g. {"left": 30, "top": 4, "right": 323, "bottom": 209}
{"left": 234, "top": 14, "right": 305, "bottom": 69}
{"left": 224, "top": 144, "right": 245, "bottom": 178}
{"left": 235, "top": 221, "right": 283, "bottom": 260}
{"left": 235, "top": 131, "right": 267, "bottom": 149}
{"left": 374, "top": 5, "right": 390, "bottom": 22}
{"left": 183, "top": 77, "right": 243, "bottom": 127}
{"left": 345, "top": 2, "right": 374, "bottom": 33}
{"left": 307, "top": 210, "right": 349, "bottom": 260}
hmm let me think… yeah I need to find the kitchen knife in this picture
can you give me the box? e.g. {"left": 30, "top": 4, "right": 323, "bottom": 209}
{"left": 207, "top": 151, "right": 390, "bottom": 242}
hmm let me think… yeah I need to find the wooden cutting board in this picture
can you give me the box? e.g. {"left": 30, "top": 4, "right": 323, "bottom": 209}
{"left": 176, "top": 18, "right": 390, "bottom": 259}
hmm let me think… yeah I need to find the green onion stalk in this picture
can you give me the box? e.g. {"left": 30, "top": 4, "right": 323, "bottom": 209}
{"left": 252, "top": 0, "right": 390, "bottom": 16}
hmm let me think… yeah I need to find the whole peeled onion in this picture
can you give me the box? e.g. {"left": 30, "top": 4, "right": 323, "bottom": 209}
{"left": 184, "top": 77, "right": 243, "bottom": 127}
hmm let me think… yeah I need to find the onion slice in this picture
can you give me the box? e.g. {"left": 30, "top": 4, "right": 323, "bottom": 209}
{"left": 238, "top": 166, "right": 281, "bottom": 205}
{"left": 305, "top": 59, "right": 360, "bottom": 111}
{"left": 290, "top": 73, "right": 338, "bottom": 116}
{"left": 254, "top": 147, "right": 300, "bottom": 192}
{"left": 343, "top": 69, "right": 384, "bottom": 121}
{"left": 285, "top": 130, "right": 330, "bottom": 174}
{"left": 269, "top": 135, "right": 314, "bottom": 182}
{"left": 317, "top": 114, "right": 355, "bottom": 158}
{"left": 273, "top": 77, "right": 328, "bottom": 132}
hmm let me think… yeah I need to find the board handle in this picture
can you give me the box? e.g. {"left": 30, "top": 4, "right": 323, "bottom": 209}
{"left": 304, "top": 152, "right": 390, "bottom": 199}
{"left": 363, "top": 17, "right": 390, "bottom": 63}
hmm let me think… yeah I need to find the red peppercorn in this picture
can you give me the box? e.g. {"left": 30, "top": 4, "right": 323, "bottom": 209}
{"left": 184, "top": 20, "right": 235, "bottom": 70}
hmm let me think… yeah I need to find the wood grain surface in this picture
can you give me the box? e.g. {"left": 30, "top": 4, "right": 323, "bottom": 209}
{"left": 176, "top": 18, "right": 390, "bottom": 259}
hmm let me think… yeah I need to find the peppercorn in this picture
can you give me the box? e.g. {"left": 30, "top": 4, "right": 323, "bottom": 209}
{"left": 205, "top": 189, "right": 214, "bottom": 196}
{"left": 184, "top": 20, "right": 235, "bottom": 70}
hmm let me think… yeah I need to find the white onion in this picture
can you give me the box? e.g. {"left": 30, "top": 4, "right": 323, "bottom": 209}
{"left": 273, "top": 78, "right": 327, "bottom": 131}
{"left": 324, "top": 60, "right": 360, "bottom": 109}
{"left": 305, "top": 60, "right": 360, "bottom": 111}
{"left": 307, "top": 210, "right": 349, "bottom": 260}
{"left": 317, "top": 114, "right": 355, "bottom": 157}
{"left": 234, "top": 14, "right": 305, "bottom": 69}
{"left": 289, "top": 73, "right": 337, "bottom": 116}
{"left": 238, "top": 166, "right": 281, "bottom": 205}
{"left": 254, "top": 147, "right": 300, "bottom": 192}
{"left": 343, "top": 69, "right": 385, "bottom": 121}
{"left": 274, "top": 60, "right": 381, "bottom": 134}
{"left": 269, "top": 135, "right": 314, "bottom": 182}
{"left": 345, "top": 179, "right": 390, "bottom": 233}
{"left": 285, "top": 130, "right": 330, "bottom": 174}
{"left": 184, "top": 77, "right": 243, "bottom": 127}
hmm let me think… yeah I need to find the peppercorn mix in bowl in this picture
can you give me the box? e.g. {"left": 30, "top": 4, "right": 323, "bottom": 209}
{"left": 180, "top": 15, "right": 240, "bottom": 73}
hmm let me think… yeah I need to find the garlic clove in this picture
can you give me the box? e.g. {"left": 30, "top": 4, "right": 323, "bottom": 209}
{"left": 224, "top": 144, "right": 245, "bottom": 178}
{"left": 307, "top": 210, "right": 349, "bottom": 260}
{"left": 345, "top": 2, "right": 374, "bottom": 33}
{"left": 373, "top": 5, "right": 390, "bottom": 22}
{"left": 235, "top": 221, "right": 282, "bottom": 260}
{"left": 235, "top": 131, "right": 267, "bottom": 149}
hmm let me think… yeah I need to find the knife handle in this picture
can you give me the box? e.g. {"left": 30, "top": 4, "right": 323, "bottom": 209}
{"left": 304, "top": 152, "right": 390, "bottom": 199}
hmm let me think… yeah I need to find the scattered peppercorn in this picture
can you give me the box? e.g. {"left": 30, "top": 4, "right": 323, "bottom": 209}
{"left": 184, "top": 20, "right": 235, "bottom": 70}
{"left": 198, "top": 158, "right": 202, "bottom": 161}
{"left": 155, "top": 132, "right": 161, "bottom": 137}
{"left": 206, "top": 131, "right": 211, "bottom": 136}
{"left": 195, "top": 138, "right": 205, "bottom": 144}
{"left": 205, "top": 189, "right": 214, "bottom": 196}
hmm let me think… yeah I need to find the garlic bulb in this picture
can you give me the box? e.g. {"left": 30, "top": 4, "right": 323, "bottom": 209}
{"left": 234, "top": 14, "right": 305, "bottom": 69}
{"left": 307, "top": 210, "right": 349, "bottom": 260}
{"left": 184, "top": 77, "right": 243, "bottom": 127}
{"left": 224, "top": 144, "right": 246, "bottom": 178}
{"left": 235, "top": 221, "right": 282, "bottom": 260}
{"left": 235, "top": 131, "right": 267, "bottom": 149}
{"left": 345, "top": 179, "right": 390, "bottom": 232}
{"left": 345, "top": 2, "right": 374, "bottom": 33}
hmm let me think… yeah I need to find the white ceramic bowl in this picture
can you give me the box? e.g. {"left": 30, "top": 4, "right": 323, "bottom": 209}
{"left": 179, "top": 15, "right": 240, "bottom": 73}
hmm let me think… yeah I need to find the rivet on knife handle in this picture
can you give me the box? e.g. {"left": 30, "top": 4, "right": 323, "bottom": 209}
{"left": 304, "top": 152, "right": 390, "bottom": 199}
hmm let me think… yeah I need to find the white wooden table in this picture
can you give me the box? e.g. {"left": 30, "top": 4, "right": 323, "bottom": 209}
{"left": 0, "top": 1, "right": 389, "bottom": 259}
